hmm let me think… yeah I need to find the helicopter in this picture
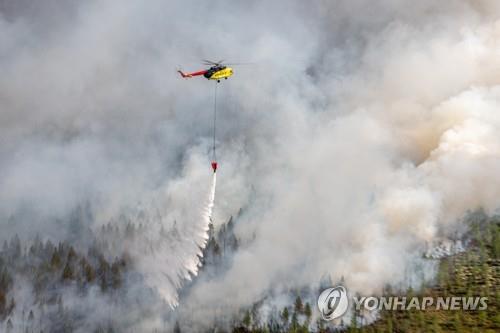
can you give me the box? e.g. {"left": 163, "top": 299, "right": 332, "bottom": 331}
{"left": 177, "top": 60, "right": 242, "bottom": 82}
{"left": 177, "top": 59, "right": 250, "bottom": 173}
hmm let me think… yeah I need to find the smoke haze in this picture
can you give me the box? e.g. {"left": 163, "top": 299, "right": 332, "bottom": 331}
{"left": 1, "top": 0, "right": 500, "bottom": 329}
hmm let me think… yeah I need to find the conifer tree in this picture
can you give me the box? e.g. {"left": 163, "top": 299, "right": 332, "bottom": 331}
{"left": 294, "top": 296, "right": 303, "bottom": 314}
{"left": 281, "top": 307, "right": 289, "bottom": 328}
{"left": 62, "top": 262, "right": 74, "bottom": 281}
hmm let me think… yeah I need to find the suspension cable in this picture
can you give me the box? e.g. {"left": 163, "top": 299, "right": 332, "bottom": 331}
{"left": 213, "top": 83, "right": 218, "bottom": 162}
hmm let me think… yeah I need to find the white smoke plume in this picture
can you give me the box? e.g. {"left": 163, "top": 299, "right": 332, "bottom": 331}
{"left": 1, "top": 0, "right": 500, "bottom": 329}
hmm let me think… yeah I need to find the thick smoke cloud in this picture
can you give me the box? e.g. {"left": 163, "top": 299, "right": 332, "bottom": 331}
{"left": 1, "top": 0, "right": 500, "bottom": 329}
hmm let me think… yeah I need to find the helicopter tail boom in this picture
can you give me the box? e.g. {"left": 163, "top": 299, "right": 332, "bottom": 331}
{"left": 177, "top": 69, "right": 207, "bottom": 78}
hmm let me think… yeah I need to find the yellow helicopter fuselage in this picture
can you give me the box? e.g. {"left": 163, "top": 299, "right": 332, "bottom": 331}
{"left": 207, "top": 67, "right": 233, "bottom": 81}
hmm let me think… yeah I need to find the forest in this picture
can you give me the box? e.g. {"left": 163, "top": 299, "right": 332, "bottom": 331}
{"left": 0, "top": 212, "right": 498, "bottom": 332}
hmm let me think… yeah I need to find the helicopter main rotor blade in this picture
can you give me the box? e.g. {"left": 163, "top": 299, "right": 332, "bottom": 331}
{"left": 202, "top": 59, "right": 221, "bottom": 65}
{"left": 222, "top": 62, "right": 254, "bottom": 66}
{"left": 201, "top": 59, "right": 252, "bottom": 66}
